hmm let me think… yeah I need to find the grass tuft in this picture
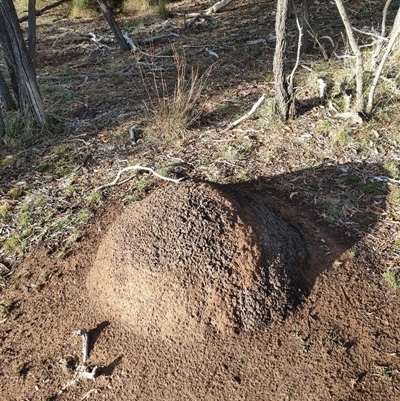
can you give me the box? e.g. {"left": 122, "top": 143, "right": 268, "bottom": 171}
{"left": 142, "top": 49, "right": 209, "bottom": 143}
{"left": 382, "top": 269, "right": 400, "bottom": 292}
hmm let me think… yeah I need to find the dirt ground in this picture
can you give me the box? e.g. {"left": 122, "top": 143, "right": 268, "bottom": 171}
{"left": 1, "top": 0, "right": 400, "bottom": 400}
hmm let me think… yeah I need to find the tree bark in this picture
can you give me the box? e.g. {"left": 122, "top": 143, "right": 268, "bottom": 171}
{"left": 366, "top": 6, "right": 400, "bottom": 114}
{"left": 300, "top": 0, "right": 311, "bottom": 53}
{"left": 28, "top": 0, "right": 37, "bottom": 70}
{"left": 0, "top": 0, "right": 46, "bottom": 125}
{"left": 0, "top": 106, "right": 5, "bottom": 138}
{"left": 0, "top": 69, "right": 17, "bottom": 111}
{"left": 273, "top": 0, "right": 290, "bottom": 120}
{"left": 96, "top": 0, "right": 130, "bottom": 51}
{"left": 334, "top": 0, "right": 364, "bottom": 113}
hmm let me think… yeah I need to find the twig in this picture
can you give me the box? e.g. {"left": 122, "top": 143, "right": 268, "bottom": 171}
{"left": 137, "top": 32, "right": 180, "bottom": 45}
{"left": 352, "top": 27, "right": 389, "bottom": 41}
{"left": 220, "top": 93, "right": 266, "bottom": 133}
{"left": 56, "top": 329, "right": 97, "bottom": 398}
{"left": 73, "top": 329, "right": 89, "bottom": 364}
{"left": 205, "top": 48, "right": 219, "bottom": 58}
{"left": 96, "top": 165, "right": 184, "bottom": 191}
{"left": 86, "top": 33, "right": 115, "bottom": 50}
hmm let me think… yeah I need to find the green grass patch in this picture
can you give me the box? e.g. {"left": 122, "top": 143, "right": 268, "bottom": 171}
{"left": 0, "top": 300, "right": 13, "bottom": 316}
{"left": 330, "top": 127, "right": 353, "bottom": 147}
{"left": 361, "top": 182, "right": 387, "bottom": 195}
{"left": 2, "top": 235, "right": 27, "bottom": 255}
{"left": 383, "top": 161, "right": 399, "bottom": 179}
{"left": 75, "top": 208, "right": 92, "bottom": 225}
{"left": 382, "top": 270, "right": 400, "bottom": 291}
{"left": 86, "top": 191, "right": 103, "bottom": 205}
{"left": 388, "top": 186, "right": 400, "bottom": 204}
{"left": 345, "top": 175, "right": 361, "bottom": 185}
{"left": 322, "top": 197, "right": 341, "bottom": 223}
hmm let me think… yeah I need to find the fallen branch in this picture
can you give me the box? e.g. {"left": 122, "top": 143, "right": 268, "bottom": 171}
{"left": 137, "top": 32, "right": 180, "bottom": 45}
{"left": 221, "top": 93, "right": 266, "bottom": 133}
{"left": 18, "top": 0, "right": 70, "bottom": 23}
{"left": 332, "top": 111, "right": 364, "bottom": 124}
{"left": 56, "top": 328, "right": 97, "bottom": 399}
{"left": 96, "top": 165, "right": 184, "bottom": 191}
{"left": 184, "top": 0, "right": 233, "bottom": 26}
{"left": 205, "top": 0, "right": 233, "bottom": 14}
{"left": 37, "top": 69, "right": 140, "bottom": 80}
{"left": 73, "top": 329, "right": 89, "bottom": 364}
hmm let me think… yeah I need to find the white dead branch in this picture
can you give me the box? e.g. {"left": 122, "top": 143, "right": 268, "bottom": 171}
{"left": 129, "top": 125, "right": 137, "bottom": 144}
{"left": 205, "top": 0, "right": 233, "bottom": 14}
{"left": 332, "top": 111, "right": 364, "bottom": 124}
{"left": 205, "top": 48, "right": 219, "bottom": 58}
{"left": 86, "top": 33, "right": 114, "bottom": 50}
{"left": 123, "top": 32, "right": 139, "bottom": 51}
{"left": 96, "top": 165, "right": 184, "bottom": 191}
{"left": 184, "top": 0, "right": 233, "bottom": 26}
{"left": 73, "top": 329, "right": 89, "bottom": 364}
{"left": 221, "top": 93, "right": 266, "bottom": 133}
{"left": 56, "top": 329, "right": 98, "bottom": 398}
{"left": 317, "top": 78, "right": 327, "bottom": 99}
{"left": 246, "top": 39, "right": 266, "bottom": 46}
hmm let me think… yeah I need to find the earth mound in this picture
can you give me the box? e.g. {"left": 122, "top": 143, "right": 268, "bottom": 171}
{"left": 87, "top": 180, "right": 308, "bottom": 340}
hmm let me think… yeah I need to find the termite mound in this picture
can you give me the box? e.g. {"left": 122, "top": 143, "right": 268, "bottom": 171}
{"left": 87, "top": 180, "right": 308, "bottom": 341}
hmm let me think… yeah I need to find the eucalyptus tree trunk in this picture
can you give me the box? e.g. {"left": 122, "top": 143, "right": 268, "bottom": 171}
{"left": 0, "top": 107, "right": 5, "bottom": 138}
{"left": 0, "top": 0, "right": 46, "bottom": 125}
{"left": 0, "top": 69, "right": 17, "bottom": 111}
{"left": 273, "top": 0, "right": 290, "bottom": 120}
{"left": 28, "top": 0, "right": 37, "bottom": 70}
{"left": 96, "top": 0, "right": 130, "bottom": 51}
{"left": 334, "top": 0, "right": 364, "bottom": 113}
{"left": 366, "top": 5, "right": 400, "bottom": 114}
{"left": 300, "top": 0, "right": 311, "bottom": 53}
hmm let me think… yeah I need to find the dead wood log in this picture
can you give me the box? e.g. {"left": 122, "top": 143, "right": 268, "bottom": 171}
{"left": 205, "top": 0, "right": 233, "bottom": 14}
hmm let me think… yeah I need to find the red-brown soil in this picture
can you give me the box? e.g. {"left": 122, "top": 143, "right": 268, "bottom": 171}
{"left": 1, "top": 181, "right": 399, "bottom": 401}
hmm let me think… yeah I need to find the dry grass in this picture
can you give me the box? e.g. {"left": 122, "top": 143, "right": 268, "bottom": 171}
{"left": 141, "top": 50, "right": 210, "bottom": 144}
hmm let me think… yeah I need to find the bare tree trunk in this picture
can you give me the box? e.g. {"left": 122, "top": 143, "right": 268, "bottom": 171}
{"left": 28, "top": 0, "right": 37, "bottom": 70}
{"left": 273, "top": 0, "right": 290, "bottom": 120}
{"left": 300, "top": 0, "right": 311, "bottom": 53}
{"left": 334, "top": 0, "right": 364, "bottom": 113}
{"left": 0, "top": 69, "right": 17, "bottom": 111}
{"left": 96, "top": 0, "right": 130, "bottom": 51}
{"left": 0, "top": 0, "right": 46, "bottom": 125}
{"left": 0, "top": 20, "right": 19, "bottom": 102}
{"left": 0, "top": 107, "right": 5, "bottom": 138}
{"left": 366, "top": 6, "right": 400, "bottom": 114}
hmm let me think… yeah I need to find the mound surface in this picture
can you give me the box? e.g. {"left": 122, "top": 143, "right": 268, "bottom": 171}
{"left": 87, "top": 180, "right": 308, "bottom": 340}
